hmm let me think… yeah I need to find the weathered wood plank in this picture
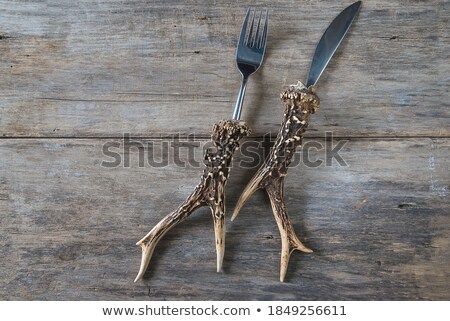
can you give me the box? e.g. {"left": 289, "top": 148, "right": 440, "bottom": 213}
{"left": 0, "top": 138, "right": 448, "bottom": 300}
{"left": 0, "top": 0, "right": 448, "bottom": 137}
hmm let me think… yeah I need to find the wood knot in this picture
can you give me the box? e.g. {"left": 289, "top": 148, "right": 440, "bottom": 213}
{"left": 398, "top": 202, "right": 417, "bottom": 209}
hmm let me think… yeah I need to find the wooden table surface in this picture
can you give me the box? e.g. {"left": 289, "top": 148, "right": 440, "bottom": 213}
{"left": 1, "top": 0, "right": 449, "bottom": 300}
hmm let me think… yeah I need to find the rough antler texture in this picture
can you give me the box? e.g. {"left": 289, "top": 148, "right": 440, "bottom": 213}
{"left": 231, "top": 81, "right": 320, "bottom": 282}
{"left": 135, "top": 120, "right": 250, "bottom": 282}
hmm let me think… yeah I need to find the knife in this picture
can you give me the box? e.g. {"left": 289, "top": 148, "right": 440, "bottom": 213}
{"left": 231, "top": 1, "right": 362, "bottom": 282}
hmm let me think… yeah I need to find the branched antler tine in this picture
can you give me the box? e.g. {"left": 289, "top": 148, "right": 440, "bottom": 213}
{"left": 232, "top": 82, "right": 320, "bottom": 281}
{"left": 266, "top": 178, "right": 313, "bottom": 282}
{"left": 206, "top": 120, "right": 250, "bottom": 271}
{"left": 135, "top": 120, "right": 250, "bottom": 282}
{"left": 210, "top": 202, "right": 225, "bottom": 272}
{"left": 134, "top": 194, "right": 203, "bottom": 282}
{"left": 209, "top": 177, "right": 226, "bottom": 272}
{"left": 231, "top": 167, "right": 265, "bottom": 221}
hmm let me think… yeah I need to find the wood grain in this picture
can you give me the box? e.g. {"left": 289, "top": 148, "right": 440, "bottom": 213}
{"left": 0, "top": 0, "right": 448, "bottom": 301}
{"left": 0, "top": 138, "right": 448, "bottom": 300}
{"left": 0, "top": 0, "right": 449, "bottom": 138}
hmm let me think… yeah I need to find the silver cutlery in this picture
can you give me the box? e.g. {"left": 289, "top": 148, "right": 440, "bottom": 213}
{"left": 232, "top": 1, "right": 362, "bottom": 282}
{"left": 135, "top": 8, "right": 269, "bottom": 282}
{"left": 233, "top": 8, "right": 268, "bottom": 120}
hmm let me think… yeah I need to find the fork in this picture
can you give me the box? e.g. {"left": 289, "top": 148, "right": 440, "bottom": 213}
{"left": 134, "top": 9, "right": 268, "bottom": 282}
{"left": 233, "top": 8, "right": 269, "bottom": 120}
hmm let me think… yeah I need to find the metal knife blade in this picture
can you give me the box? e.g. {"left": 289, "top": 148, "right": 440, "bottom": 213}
{"left": 305, "top": 1, "right": 362, "bottom": 87}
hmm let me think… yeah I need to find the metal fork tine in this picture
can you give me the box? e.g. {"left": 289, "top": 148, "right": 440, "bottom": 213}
{"left": 233, "top": 8, "right": 269, "bottom": 120}
{"left": 259, "top": 10, "right": 269, "bottom": 50}
{"left": 238, "top": 8, "right": 251, "bottom": 47}
{"left": 254, "top": 10, "right": 263, "bottom": 48}
{"left": 246, "top": 8, "right": 255, "bottom": 47}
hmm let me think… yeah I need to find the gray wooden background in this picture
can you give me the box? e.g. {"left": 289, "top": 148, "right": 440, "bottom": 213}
{"left": 1, "top": 0, "right": 449, "bottom": 300}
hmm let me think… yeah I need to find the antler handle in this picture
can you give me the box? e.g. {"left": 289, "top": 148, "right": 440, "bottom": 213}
{"left": 135, "top": 120, "right": 250, "bottom": 282}
{"left": 231, "top": 81, "right": 320, "bottom": 281}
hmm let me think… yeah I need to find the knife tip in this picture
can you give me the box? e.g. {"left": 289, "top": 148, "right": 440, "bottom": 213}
{"left": 350, "top": 1, "right": 362, "bottom": 12}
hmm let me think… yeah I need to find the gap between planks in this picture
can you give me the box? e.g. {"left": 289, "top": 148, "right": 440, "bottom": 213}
{"left": 0, "top": 135, "right": 449, "bottom": 140}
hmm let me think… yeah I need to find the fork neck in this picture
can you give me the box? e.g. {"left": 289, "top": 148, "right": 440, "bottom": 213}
{"left": 232, "top": 76, "right": 249, "bottom": 120}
